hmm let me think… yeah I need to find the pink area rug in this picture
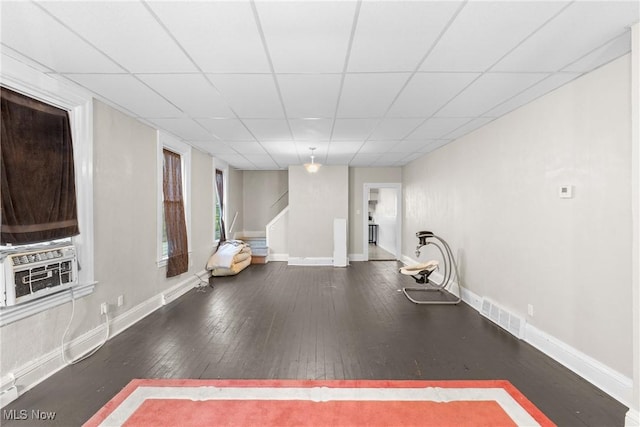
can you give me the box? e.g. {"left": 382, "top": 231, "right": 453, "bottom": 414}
{"left": 84, "top": 379, "right": 555, "bottom": 427}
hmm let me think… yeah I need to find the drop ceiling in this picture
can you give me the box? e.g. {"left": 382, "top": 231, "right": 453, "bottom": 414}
{"left": 1, "top": 1, "right": 638, "bottom": 170}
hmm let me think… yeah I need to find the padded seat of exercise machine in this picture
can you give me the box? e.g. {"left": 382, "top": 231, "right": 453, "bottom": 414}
{"left": 399, "top": 260, "right": 438, "bottom": 276}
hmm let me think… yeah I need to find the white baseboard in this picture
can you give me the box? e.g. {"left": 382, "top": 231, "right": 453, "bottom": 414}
{"left": 287, "top": 257, "right": 333, "bottom": 266}
{"left": 0, "top": 270, "right": 204, "bottom": 408}
{"left": 457, "top": 281, "right": 633, "bottom": 407}
{"left": 267, "top": 253, "right": 288, "bottom": 262}
{"left": 525, "top": 322, "right": 633, "bottom": 406}
{"left": 626, "top": 408, "right": 640, "bottom": 426}
{"left": 349, "top": 253, "right": 366, "bottom": 262}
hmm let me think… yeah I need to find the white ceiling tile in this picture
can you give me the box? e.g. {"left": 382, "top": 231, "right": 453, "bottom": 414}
{"left": 229, "top": 141, "right": 267, "bottom": 154}
{"left": 243, "top": 154, "right": 278, "bottom": 168}
{"left": 191, "top": 141, "right": 238, "bottom": 155}
{"left": 260, "top": 141, "right": 298, "bottom": 156}
{"left": 436, "top": 73, "right": 548, "bottom": 117}
{"left": 215, "top": 154, "right": 253, "bottom": 168}
{"left": 196, "top": 119, "right": 255, "bottom": 141}
{"left": 337, "top": 73, "right": 411, "bottom": 118}
{"left": 402, "top": 152, "right": 427, "bottom": 163}
{"left": 445, "top": 117, "right": 495, "bottom": 140}
{"left": 325, "top": 154, "right": 353, "bottom": 165}
{"left": 368, "top": 118, "right": 425, "bottom": 141}
{"left": 493, "top": 1, "right": 639, "bottom": 72}
{"left": 1, "top": 2, "right": 123, "bottom": 73}
{"left": 405, "top": 118, "right": 471, "bottom": 140}
{"left": 136, "top": 74, "right": 234, "bottom": 118}
{"left": 277, "top": 74, "right": 342, "bottom": 118}
{"left": 328, "top": 141, "right": 363, "bottom": 155}
{"left": 146, "top": 1, "right": 270, "bottom": 73}
{"left": 350, "top": 154, "right": 382, "bottom": 167}
{"left": 290, "top": 119, "right": 333, "bottom": 141}
{"left": 393, "top": 141, "right": 432, "bottom": 153}
{"left": 387, "top": 73, "right": 480, "bottom": 118}
{"left": 208, "top": 74, "right": 283, "bottom": 118}
{"left": 39, "top": 1, "right": 196, "bottom": 73}
{"left": 563, "top": 31, "right": 631, "bottom": 73}
{"left": 296, "top": 142, "right": 329, "bottom": 161}
{"left": 65, "top": 74, "right": 182, "bottom": 117}
{"left": 349, "top": 1, "right": 463, "bottom": 72}
{"left": 242, "top": 119, "right": 292, "bottom": 141}
{"left": 422, "top": 1, "right": 568, "bottom": 72}
{"left": 358, "top": 141, "right": 400, "bottom": 154}
{"left": 272, "top": 154, "right": 302, "bottom": 166}
{"left": 146, "top": 118, "right": 213, "bottom": 141}
{"left": 256, "top": 1, "right": 357, "bottom": 73}
{"left": 375, "top": 152, "right": 411, "bottom": 162}
{"left": 485, "top": 73, "right": 581, "bottom": 118}
{"left": 332, "top": 118, "right": 379, "bottom": 140}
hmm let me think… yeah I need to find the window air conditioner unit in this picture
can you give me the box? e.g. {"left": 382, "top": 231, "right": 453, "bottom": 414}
{"left": 0, "top": 245, "right": 78, "bottom": 307}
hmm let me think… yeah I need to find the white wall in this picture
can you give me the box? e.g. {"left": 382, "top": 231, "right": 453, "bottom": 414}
{"left": 403, "top": 55, "right": 632, "bottom": 380}
{"left": 348, "top": 167, "right": 402, "bottom": 256}
{"left": 288, "top": 165, "right": 348, "bottom": 261}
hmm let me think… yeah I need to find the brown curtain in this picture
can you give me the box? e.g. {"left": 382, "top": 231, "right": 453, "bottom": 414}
{"left": 163, "top": 149, "right": 189, "bottom": 277}
{"left": 1, "top": 87, "right": 79, "bottom": 245}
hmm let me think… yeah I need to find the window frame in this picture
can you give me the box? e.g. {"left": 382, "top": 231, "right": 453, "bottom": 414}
{"left": 0, "top": 54, "right": 95, "bottom": 325}
{"left": 214, "top": 168, "right": 225, "bottom": 242}
{"left": 156, "top": 132, "right": 191, "bottom": 267}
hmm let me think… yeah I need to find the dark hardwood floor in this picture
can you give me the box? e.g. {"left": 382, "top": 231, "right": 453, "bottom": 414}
{"left": 2, "top": 261, "right": 627, "bottom": 426}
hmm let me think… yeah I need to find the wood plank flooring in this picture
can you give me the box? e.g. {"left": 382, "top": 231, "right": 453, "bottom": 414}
{"left": 2, "top": 261, "right": 627, "bottom": 426}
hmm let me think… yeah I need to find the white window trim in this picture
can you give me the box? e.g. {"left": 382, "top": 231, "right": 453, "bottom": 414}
{"left": 0, "top": 53, "right": 96, "bottom": 325}
{"left": 157, "top": 132, "right": 192, "bottom": 267}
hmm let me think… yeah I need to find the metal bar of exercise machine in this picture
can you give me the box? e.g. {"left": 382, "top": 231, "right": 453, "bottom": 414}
{"left": 400, "top": 231, "right": 461, "bottom": 305}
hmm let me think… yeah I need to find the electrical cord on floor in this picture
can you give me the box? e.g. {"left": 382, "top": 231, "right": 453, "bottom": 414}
{"left": 193, "top": 271, "right": 212, "bottom": 292}
{"left": 61, "top": 288, "right": 110, "bottom": 365}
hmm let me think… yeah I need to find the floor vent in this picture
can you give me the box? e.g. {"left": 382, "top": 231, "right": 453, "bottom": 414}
{"left": 480, "top": 298, "right": 525, "bottom": 339}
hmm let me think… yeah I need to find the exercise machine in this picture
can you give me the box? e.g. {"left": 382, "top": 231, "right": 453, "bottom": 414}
{"left": 399, "top": 231, "right": 461, "bottom": 305}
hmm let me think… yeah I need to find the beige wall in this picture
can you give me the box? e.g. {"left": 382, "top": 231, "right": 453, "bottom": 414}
{"left": 242, "top": 170, "right": 288, "bottom": 233}
{"left": 0, "top": 100, "right": 214, "bottom": 374}
{"left": 348, "top": 167, "right": 402, "bottom": 255}
{"left": 403, "top": 55, "right": 632, "bottom": 377}
{"left": 226, "top": 167, "right": 244, "bottom": 236}
{"left": 289, "top": 165, "right": 348, "bottom": 259}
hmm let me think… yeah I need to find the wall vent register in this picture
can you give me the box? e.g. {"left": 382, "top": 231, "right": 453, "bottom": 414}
{"left": 0, "top": 244, "right": 77, "bottom": 307}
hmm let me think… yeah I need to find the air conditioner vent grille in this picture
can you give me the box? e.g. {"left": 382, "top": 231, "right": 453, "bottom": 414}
{"left": 1, "top": 245, "right": 77, "bottom": 306}
{"left": 480, "top": 297, "right": 526, "bottom": 339}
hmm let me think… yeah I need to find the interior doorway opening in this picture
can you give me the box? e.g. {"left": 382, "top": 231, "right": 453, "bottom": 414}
{"left": 362, "top": 183, "right": 402, "bottom": 261}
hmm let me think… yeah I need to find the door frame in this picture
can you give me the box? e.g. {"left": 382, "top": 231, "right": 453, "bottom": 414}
{"left": 362, "top": 183, "right": 402, "bottom": 261}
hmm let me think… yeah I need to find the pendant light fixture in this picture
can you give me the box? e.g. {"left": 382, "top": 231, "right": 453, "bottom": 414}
{"left": 304, "top": 147, "right": 321, "bottom": 173}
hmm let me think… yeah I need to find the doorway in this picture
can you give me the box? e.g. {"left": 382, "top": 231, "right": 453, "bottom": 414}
{"left": 362, "top": 183, "right": 402, "bottom": 261}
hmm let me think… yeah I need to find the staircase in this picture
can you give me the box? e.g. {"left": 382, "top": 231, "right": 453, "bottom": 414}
{"left": 239, "top": 235, "right": 268, "bottom": 264}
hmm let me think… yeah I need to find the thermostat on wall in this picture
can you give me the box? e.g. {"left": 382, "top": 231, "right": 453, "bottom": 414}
{"left": 559, "top": 185, "right": 573, "bottom": 199}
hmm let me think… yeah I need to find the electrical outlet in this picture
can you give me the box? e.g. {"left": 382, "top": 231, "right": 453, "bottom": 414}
{"left": 100, "top": 302, "right": 108, "bottom": 315}
{"left": 527, "top": 304, "right": 534, "bottom": 317}
{"left": 117, "top": 295, "right": 124, "bottom": 307}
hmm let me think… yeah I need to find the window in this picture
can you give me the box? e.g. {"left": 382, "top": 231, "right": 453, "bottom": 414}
{"left": 162, "top": 149, "right": 188, "bottom": 277}
{"left": 0, "top": 58, "right": 95, "bottom": 324}
{"left": 214, "top": 169, "right": 225, "bottom": 242}
{"left": 157, "top": 132, "right": 191, "bottom": 269}
{"left": 1, "top": 87, "right": 79, "bottom": 245}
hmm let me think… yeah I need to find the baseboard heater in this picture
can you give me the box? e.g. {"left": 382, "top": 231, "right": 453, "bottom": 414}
{"left": 480, "top": 297, "right": 526, "bottom": 339}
